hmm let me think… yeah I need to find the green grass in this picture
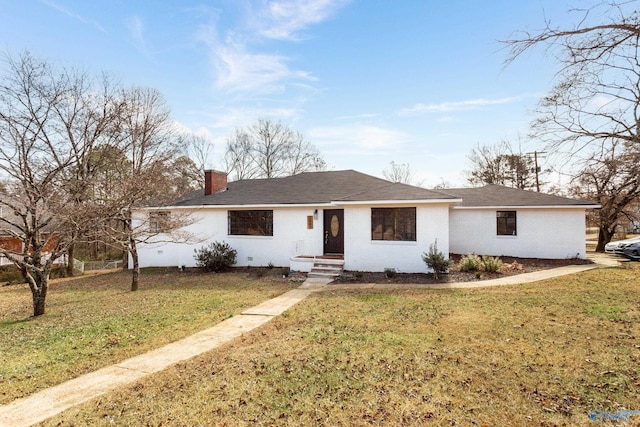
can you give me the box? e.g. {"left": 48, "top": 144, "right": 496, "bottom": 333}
{"left": 584, "top": 305, "right": 629, "bottom": 321}
{"left": 38, "top": 263, "right": 640, "bottom": 426}
{"left": 0, "top": 269, "right": 298, "bottom": 404}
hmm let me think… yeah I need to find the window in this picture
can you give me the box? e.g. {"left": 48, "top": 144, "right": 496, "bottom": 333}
{"left": 228, "top": 210, "right": 273, "bottom": 236}
{"left": 371, "top": 207, "right": 416, "bottom": 241}
{"left": 149, "top": 211, "right": 169, "bottom": 233}
{"left": 497, "top": 211, "right": 517, "bottom": 236}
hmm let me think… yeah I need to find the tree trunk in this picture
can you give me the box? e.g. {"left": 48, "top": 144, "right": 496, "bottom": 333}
{"left": 129, "top": 236, "right": 139, "bottom": 291}
{"left": 66, "top": 241, "right": 75, "bottom": 277}
{"left": 596, "top": 227, "right": 615, "bottom": 252}
{"left": 27, "top": 274, "right": 48, "bottom": 317}
{"left": 32, "top": 288, "right": 47, "bottom": 316}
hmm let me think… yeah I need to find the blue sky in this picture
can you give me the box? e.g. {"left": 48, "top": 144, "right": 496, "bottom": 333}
{"left": 0, "top": 0, "right": 587, "bottom": 186}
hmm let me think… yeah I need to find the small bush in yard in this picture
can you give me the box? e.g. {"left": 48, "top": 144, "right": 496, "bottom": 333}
{"left": 481, "top": 255, "right": 503, "bottom": 273}
{"left": 459, "top": 253, "right": 482, "bottom": 272}
{"left": 422, "top": 241, "right": 452, "bottom": 279}
{"left": 194, "top": 241, "right": 237, "bottom": 272}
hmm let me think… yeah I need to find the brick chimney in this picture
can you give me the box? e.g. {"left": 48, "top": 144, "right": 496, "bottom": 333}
{"left": 204, "top": 170, "right": 228, "bottom": 195}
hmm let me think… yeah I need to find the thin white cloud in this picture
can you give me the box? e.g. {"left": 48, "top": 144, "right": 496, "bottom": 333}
{"left": 257, "top": 0, "right": 350, "bottom": 41}
{"left": 336, "top": 113, "right": 380, "bottom": 120}
{"left": 197, "top": 1, "right": 348, "bottom": 94}
{"left": 399, "top": 96, "right": 521, "bottom": 115}
{"left": 205, "top": 107, "right": 301, "bottom": 130}
{"left": 437, "top": 116, "right": 454, "bottom": 123}
{"left": 588, "top": 95, "right": 626, "bottom": 113}
{"left": 41, "top": 0, "right": 106, "bottom": 33}
{"left": 172, "top": 121, "right": 214, "bottom": 140}
{"left": 211, "top": 34, "right": 316, "bottom": 93}
{"left": 309, "top": 124, "right": 407, "bottom": 151}
{"left": 126, "top": 15, "right": 150, "bottom": 56}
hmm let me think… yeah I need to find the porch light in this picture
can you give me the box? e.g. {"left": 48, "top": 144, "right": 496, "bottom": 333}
{"left": 314, "top": 209, "right": 318, "bottom": 220}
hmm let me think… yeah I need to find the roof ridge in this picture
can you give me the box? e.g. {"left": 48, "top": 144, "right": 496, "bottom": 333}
{"left": 333, "top": 181, "right": 396, "bottom": 201}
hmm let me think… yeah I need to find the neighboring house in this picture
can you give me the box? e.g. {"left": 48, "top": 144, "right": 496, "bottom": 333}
{"left": 0, "top": 235, "right": 22, "bottom": 266}
{"left": 133, "top": 170, "right": 599, "bottom": 273}
{"left": 0, "top": 206, "right": 59, "bottom": 266}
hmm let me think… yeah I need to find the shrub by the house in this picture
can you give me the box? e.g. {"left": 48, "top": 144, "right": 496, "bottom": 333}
{"left": 194, "top": 241, "right": 237, "bottom": 272}
{"left": 422, "top": 241, "right": 452, "bottom": 279}
{"left": 481, "top": 255, "right": 503, "bottom": 273}
{"left": 459, "top": 253, "right": 482, "bottom": 272}
{"left": 458, "top": 253, "right": 503, "bottom": 273}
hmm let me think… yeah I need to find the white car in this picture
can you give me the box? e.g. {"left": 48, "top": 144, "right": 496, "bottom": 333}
{"left": 605, "top": 236, "right": 640, "bottom": 254}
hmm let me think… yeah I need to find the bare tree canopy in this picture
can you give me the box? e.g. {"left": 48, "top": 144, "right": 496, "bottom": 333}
{"left": 569, "top": 142, "right": 640, "bottom": 250}
{"left": 0, "top": 52, "right": 197, "bottom": 315}
{"left": 223, "top": 119, "right": 325, "bottom": 180}
{"left": 95, "top": 86, "right": 196, "bottom": 291}
{"left": 506, "top": 2, "right": 640, "bottom": 67}
{"left": 0, "top": 52, "right": 122, "bottom": 315}
{"left": 506, "top": 1, "right": 640, "bottom": 151}
{"left": 180, "top": 132, "right": 213, "bottom": 187}
{"left": 505, "top": 1, "right": 640, "bottom": 248}
{"left": 382, "top": 161, "right": 420, "bottom": 185}
{"left": 465, "top": 141, "right": 537, "bottom": 190}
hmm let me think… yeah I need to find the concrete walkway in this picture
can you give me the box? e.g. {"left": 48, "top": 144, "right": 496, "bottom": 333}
{"left": 0, "top": 278, "right": 331, "bottom": 427}
{"left": 0, "top": 254, "right": 622, "bottom": 427}
{"left": 329, "top": 253, "right": 622, "bottom": 291}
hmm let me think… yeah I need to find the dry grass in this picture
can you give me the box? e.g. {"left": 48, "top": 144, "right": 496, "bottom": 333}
{"left": 0, "top": 269, "right": 298, "bottom": 405}
{"left": 36, "top": 263, "right": 640, "bottom": 426}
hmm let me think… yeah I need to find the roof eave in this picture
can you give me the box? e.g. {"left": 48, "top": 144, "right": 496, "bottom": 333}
{"left": 452, "top": 204, "right": 601, "bottom": 210}
{"left": 137, "top": 199, "right": 463, "bottom": 210}
{"left": 136, "top": 202, "right": 339, "bottom": 211}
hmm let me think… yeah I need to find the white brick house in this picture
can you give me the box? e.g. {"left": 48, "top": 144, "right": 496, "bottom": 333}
{"left": 133, "top": 170, "right": 599, "bottom": 273}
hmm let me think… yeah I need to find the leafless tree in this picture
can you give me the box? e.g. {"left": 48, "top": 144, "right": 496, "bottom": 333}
{"left": 505, "top": 1, "right": 640, "bottom": 247}
{"left": 223, "top": 119, "right": 325, "bottom": 180}
{"left": 104, "top": 87, "right": 196, "bottom": 291}
{"left": 0, "top": 52, "right": 121, "bottom": 316}
{"left": 57, "top": 74, "right": 124, "bottom": 276}
{"left": 465, "top": 141, "right": 536, "bottom": 190}
{"left": 382, "top": 161, "right": 418, "bottom": 185}
{"left": 431, "top": 178, "right": 453, "bottom": 190}
{"left": 569, "top": 143, "right": 640, "bottom": 251}
{"left": 87, "top": 142, "right": 198, "bottom": 289}
{"left": 223, "top": 128, "right": 260, "bottom": 180}
{"left": 180, "top": 133, "right": 213, "bottom": 187}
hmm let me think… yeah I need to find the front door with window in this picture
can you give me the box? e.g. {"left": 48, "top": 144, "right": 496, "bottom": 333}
{"left": 323, "top": 209, "right": 344, "bottom": 254}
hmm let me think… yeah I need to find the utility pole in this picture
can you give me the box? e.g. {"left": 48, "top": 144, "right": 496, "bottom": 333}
{"left": 526, "top": 151, "right": 546, "bottom": 192}
{"left": 534, "top": 151, "right": 540, "bottom": 192}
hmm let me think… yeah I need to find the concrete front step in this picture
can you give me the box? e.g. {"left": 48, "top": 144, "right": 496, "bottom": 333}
{"left": 308, "top": 258, "right": 344, "bottom": 278}
{"left": 312, "top": 265, "right": 342, "bottom": 272}
{"left": 308, "top": 271, "right": 341, "bottom": 278}
{"left": 314, "top": 259, "right": 344, "bottom": 266}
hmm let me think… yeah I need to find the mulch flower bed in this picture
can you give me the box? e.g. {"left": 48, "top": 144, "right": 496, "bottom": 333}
{"left": 332, "top": 254, "right": 594, "bottom": 285}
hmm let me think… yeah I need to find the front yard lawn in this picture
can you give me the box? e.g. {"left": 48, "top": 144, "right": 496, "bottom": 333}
{"left": 0, "top": 269, "right": 298, "bottom": 405}
{"left": 38, "top": 263, "right": 640, "bottom": 426}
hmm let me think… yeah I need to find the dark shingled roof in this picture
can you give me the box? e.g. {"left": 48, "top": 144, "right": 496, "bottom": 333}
{"left": 175, "top": 170, "right": 456, "bottom": 206}
{"left": 173, "top": 171, "right": 599, "bottom": 208}
{"left": 443, "top": 184, "right": 598, "bottom": 207}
